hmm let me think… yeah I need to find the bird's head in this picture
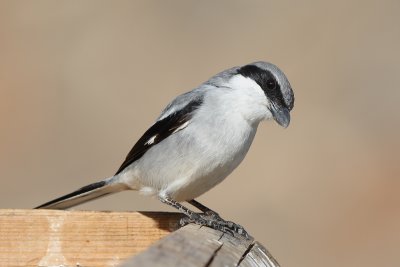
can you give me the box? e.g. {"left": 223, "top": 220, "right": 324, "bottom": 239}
{"left": 215, "top": 61, "right": 294, "bottom": 127}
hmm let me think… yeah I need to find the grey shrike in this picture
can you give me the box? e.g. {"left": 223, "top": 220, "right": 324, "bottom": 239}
{"left": 36, "top": 61, "right": 295, "bottom": 238}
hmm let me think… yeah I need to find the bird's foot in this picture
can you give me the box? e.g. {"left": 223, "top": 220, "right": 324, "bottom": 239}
{"left": 203, "top": 210, "right": 223, "bottom": 221}
{"left": 180, "top": 213, "right": 251, "bottom": 239}
{"left": 202, "top": 211, "right": 251, "bottom": 238}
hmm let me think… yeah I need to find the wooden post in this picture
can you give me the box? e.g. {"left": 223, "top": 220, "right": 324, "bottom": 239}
{"left": 121, "top": 223, "right": 280, "bottom": 267}
{"left": 0, "top": 209, "right": 279, "bottom": 267}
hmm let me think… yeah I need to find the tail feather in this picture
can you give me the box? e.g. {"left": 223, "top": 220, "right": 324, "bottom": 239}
{"left": 35, "top": 177, "right": 127, "bottom": 210}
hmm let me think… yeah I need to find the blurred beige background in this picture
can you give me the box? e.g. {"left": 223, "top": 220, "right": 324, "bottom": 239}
{"left": 1, "top": 1, "right": 399, "bottom": 266}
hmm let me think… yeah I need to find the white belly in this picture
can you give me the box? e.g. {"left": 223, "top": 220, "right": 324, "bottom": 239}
{"left": 121, "top": 113, "right": 259, "bottom": 202}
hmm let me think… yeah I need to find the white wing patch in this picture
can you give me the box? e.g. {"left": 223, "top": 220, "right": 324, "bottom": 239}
{"left": 172, "top": 121, "right": 190, "bottom": 134}
{"left": 145, "top": 135, "right": 157, "bottom": 145}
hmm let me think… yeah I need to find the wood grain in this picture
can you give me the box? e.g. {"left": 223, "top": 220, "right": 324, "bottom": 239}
{"left": 120, "top": 223, "right": 280, "bottom": 267}
{"left": 0, "top": 209, "right": 182, "bottom": 267}
{"left": 0, "top": 209, "right": 279, "bottom": 267}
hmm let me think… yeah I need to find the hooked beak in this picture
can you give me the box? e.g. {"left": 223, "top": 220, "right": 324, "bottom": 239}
{"left": 270, "top": 104, "right": 290, "bottom": 128}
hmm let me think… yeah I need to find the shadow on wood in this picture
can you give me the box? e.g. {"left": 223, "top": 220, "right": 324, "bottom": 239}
{"left": 0, "top": 209, "right": 279, "bottom": 267}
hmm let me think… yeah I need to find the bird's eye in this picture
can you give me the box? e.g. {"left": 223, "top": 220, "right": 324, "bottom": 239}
{"left": 266, "top": 79, "right": 277, "bottom": 90}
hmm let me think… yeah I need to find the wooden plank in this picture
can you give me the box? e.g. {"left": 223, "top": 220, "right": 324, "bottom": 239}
{"left": 208, "top": 229, "right": 253, "bottom": 267}
{"left": 0, "top": 209, "right": 182, "bottom": 267}
{"left": 0, "top": 209, "right": 280, "bottom": 267}
{"left": 238, "top": 242, "right": 281, "bottom": 267}
{"left": 120, "top": 224, "right": 280, "bottom": 267}
{"left": 119, "top": 224, "right": 223, "bottom": 267}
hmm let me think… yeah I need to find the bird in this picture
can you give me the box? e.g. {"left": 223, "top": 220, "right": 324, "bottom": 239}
{"left": 36, "top": 61, "right": 294, "bottom": 238}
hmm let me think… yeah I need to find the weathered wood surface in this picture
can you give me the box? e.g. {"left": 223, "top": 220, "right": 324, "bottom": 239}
{"left": 0, "top": 209, "right": 181, "bottom": 267}
{"left": 0, "top": 209, "right": 280, "bottom": 267}
{"left": 121, "top": 223, "right": 280, "bottom": 267}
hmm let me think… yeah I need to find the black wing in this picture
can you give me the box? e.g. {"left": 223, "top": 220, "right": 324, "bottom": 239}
{"left": 115, "top": 98, "right": 203, "bottom": 175}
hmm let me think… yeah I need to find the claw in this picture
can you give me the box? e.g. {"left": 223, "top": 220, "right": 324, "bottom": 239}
{"left": 218, "top": 220, "right": 250, "bottom": 239}
{"left": 204, "top": 210, "right": 222, "bottom": 221}
{"left": 220, "top": 226, "right": 235, "bottom": 236}
{"left": 180, "top": 213, "right": 251, "bottom": 239}
{"left": 179, "top": 217, "right": 193, "bottom": 226}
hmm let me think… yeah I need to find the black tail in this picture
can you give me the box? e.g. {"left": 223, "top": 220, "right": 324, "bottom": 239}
{"left": 35, "top": 177, "right": 127, "bottom": 210}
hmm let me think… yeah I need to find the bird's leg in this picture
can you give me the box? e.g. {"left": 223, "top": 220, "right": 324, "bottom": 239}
{"left": 159, "top": 196, "right": 199, "bottom": 221}
{"left": 188, "top": 199, "right": 223, "bottom": 221}
{"left": 188, "top": 199, "right": 251, "bottom": 239}
{"left": 159, "top": 196, "right": 235, "bottom": 236}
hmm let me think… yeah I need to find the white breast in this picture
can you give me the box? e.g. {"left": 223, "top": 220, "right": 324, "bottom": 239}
{"left": 122, "top": 84, "right": 265, "bottom": 202}
{"left": 163, "top": 112, "right": 258, "bottom": 201}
